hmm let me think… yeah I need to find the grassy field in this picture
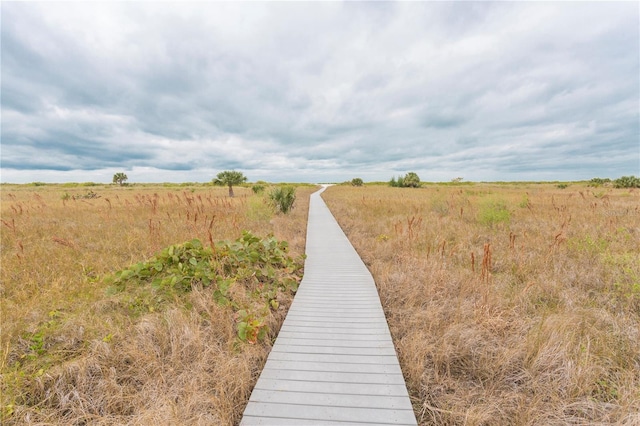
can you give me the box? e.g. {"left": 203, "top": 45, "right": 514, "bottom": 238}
{"left": 1, "top": 183, "right": 316, "bottom": 425}
{"left": 322, "top": 183, "right": 639, "bottom": 425}
{"left": 2, "top": 182, "right": 639, "bottom": 425}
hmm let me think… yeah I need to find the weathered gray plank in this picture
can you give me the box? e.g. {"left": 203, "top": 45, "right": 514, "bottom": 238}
{"left": 247, "top": 388, "right": 413, "bottom": 410}
{"left": 241, "top": 416, "right": 379, "bottom": 425}
{"left": 257, "top": 369, "right": 407, "bottom": 385}
{"left": 267, "top": 352, "right": 400, "bottom": 365}
{"left": 241, "top": 186, "right": 417, "bottom": 425}
{"left": 270, "top": 344, "right": 398, "bottom": 356}
{"left": 263, "top": 359, "right": 403, "bottom": 375}
{"left": 243, "top": 402, "right": 416, "bottom": 425}
{"left": 276, "top": 331, "right": 392, "bottom": 341}
{"left": 251, "top": 378, "right": 411, "bottom": 396}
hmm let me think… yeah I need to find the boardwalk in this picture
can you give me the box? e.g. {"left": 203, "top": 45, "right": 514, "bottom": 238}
{"left": 241, "top": 187, "right": 417, "bottom": 425}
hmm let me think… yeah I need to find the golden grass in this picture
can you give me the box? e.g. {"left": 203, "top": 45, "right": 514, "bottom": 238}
{"left": 322, "top": 183, "right": 640, "bottom": 425}
{"left": 1, "top": 183, "right": 315, "bottom": 425}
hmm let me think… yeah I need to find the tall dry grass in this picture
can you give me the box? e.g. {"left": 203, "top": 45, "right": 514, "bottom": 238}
{"left": 323, "top": 183, "right": 640, "bottom": 425}
{"left": 1, "top": 183, "right": 315, "bottom": 425}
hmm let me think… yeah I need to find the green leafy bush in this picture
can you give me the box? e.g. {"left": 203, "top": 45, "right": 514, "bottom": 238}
{"left": 588, "top": 177, "right": 611, "bottom": 187}
{"left": 389, "top": 172, "right": 420, "bottom": 188}
{"left": 105, "top": 231, "right": 304, "bottom": 343}
{"left": 613, "top": 176, "right": 640, "bottom": 188}
{"left": 403, "top": 172, "right": 421, "bottom": 188}
{"left": 351, "top": 178, "right": 364, "bottom": 187}
{"left": 252, "top": 184, "right": 265, "bottom": 194}
{"left": 269, "top": 186, "right": 296, "bottom": 214}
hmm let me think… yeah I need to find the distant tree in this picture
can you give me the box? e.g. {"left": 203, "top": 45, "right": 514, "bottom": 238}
{"left": 351, "top": 178, "right": 364, "bottom": 187}
{"left": 214, "top": 171, "right": 247, "bottom": 197}
{"left": 403, "top": 172, "right": 421, "bottom": 188}
{"left": 389, "top": 172, "right": 420, "bottom": 188}
{"left": 613, "top": 175, "right": 640, "bottom": 188}
{"left": 113, "top": 172, "right": 128, "bottom": 186}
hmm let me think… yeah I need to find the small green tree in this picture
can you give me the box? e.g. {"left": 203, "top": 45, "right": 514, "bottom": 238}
{"left": 213, "top": 171, "right": 247, "bottom": 197}
{"left": 113, "top": 172, "right": 128, "bottom": 186}
{"left": 390, "top": 172, "right": 420, "bottom": 188}
{"left": 351, "top": 178, "right": 364, "bottom": 187}
{"left": 403, "top": 172, "right": 421, "bottom": 188}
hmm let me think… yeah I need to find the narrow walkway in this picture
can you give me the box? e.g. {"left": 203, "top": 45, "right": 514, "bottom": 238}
{"left": 241, "top": 187, "right": 417, "bottom": 425}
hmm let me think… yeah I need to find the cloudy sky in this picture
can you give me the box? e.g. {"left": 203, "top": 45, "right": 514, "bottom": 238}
{"left": 1, "top": 2, "right": 638, "bottom": 183}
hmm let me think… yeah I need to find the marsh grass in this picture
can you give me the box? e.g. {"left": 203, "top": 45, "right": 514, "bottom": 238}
{"left": 1, "top": 184, "right": 315, "bottom": 425}
{"left": 323, "top": 184, "right": 640, "bottom": 425}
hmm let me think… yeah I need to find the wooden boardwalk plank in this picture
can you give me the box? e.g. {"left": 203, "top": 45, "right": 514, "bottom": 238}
{"left": 249, "top": 378, "right": 412, "bottom": 397}
{"left": 243, "top": 403, "right": 416, "bottom": 425}
{"left": 241, "top": 187, "right": 417, "bottom": 425}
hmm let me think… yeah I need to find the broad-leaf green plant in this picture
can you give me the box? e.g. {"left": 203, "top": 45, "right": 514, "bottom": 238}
{"left": 104, "top": 231, "right": 304, "bottom": 342}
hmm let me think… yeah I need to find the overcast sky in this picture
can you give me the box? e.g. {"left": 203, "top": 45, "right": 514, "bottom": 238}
{"left": 1, "top": 2, "right": 638, "bottom": 184}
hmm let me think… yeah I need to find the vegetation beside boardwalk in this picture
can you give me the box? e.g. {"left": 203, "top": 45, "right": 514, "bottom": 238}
{"left": 1, "top": 183, "right": 315, "bottom": 425}
{"left": 3, "top": 180, "right": 639, "bottom": 425}
{"left": 323, "top": 183, "right": 640, "bottom": 425}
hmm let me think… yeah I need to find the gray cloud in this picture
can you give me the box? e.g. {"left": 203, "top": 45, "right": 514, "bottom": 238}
{"left": 1, "top": 2, "right": 638, "bottom": 183}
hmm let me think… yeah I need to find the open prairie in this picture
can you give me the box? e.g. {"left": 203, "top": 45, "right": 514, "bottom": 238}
{"left": 2, "top": 182, "right": 639, "bottom": 425}
{"left": 322, "top": 183, "right": 640, "bottom": 425}
{"left": 1, "top": 183, "right": 315, "bottom": 425}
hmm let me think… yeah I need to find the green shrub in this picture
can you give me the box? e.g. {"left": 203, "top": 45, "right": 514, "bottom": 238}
{"left": 269, "top": 186, "right": 296, "bottom": 214}
{"left": 478, "top": 200, "right": 511, "bottom": 227}
{"left": 252, "top": 184, "right": 265, "bottom": 194}
{"left": 389, "top": 172, "right": 420, "bottom": 188}
{"left": 403, "top": 172, "right": 421, "bottom": 188}
{"left": 588, "top": 177, "right": 611, "bottom": 187}
{"left": 351, "top": 178, "right": 364, "bottom": 187}
{"left": 613, "top": 176, "right": 640, "bottom": 189}
{"left": 105, "top": 232, "right": 304, "bottom": 343}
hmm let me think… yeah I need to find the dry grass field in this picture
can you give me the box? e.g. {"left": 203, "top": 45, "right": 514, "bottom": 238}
{"left": 322, "top": 183, "right": 639, "bottom": 425}
{"left": 1, "top": 183, "right": 316, "bottom": 425}
{"left": 3, "top": 182, "right": 638, "bottom": 425}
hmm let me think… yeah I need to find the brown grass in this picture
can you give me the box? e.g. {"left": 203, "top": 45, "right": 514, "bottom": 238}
{"left": 322, "top": 183, "right": 640, "bottom": 425}
{"left": 1, "top": 183, "right": 315, "bottom": 425}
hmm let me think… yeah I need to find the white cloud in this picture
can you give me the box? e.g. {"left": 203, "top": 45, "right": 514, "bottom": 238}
{"left": 1, "top": 2, "right": 638, "bottom": 183}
